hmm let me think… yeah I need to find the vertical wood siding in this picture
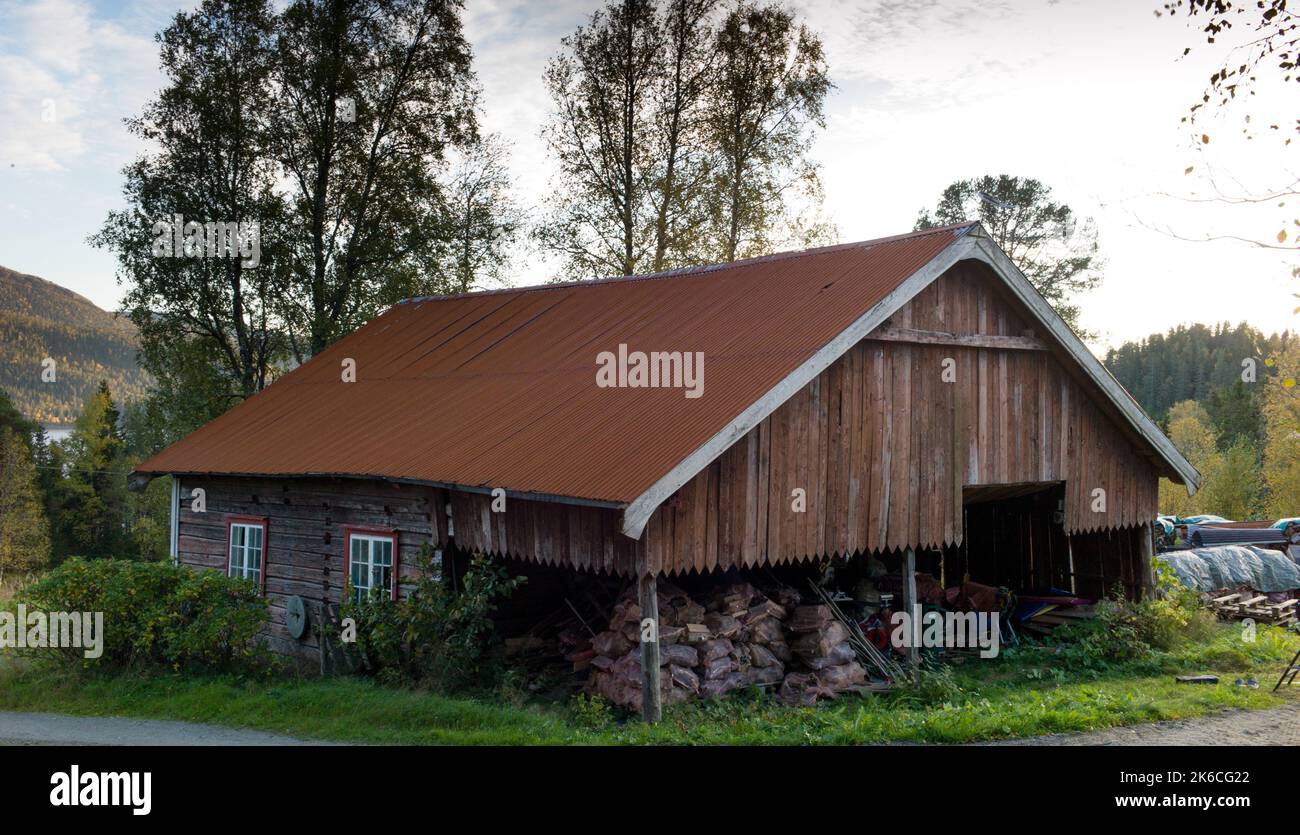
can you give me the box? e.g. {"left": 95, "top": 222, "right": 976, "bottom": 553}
{"left": 641, "top": 261, "right": 1159, "bottom": 575}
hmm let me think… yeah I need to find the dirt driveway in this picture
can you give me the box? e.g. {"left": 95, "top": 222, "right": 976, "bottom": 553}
{"left": 0, "top": 711, "right": 334, "bottom": 745}
{"left": 985, "top": 699, "right": 1300, "bottom": 746}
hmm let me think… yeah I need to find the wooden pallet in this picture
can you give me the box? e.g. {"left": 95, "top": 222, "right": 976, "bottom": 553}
{"left": 1209, "top": 594, "right": 1297, "bottom": 626}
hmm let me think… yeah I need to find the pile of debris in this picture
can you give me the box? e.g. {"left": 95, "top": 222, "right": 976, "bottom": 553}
{"left": 585, "top": 581, "right": 878, "bottom": 711}
{"left": 1015, "top": 593, "right": 1096, "bottom": 637}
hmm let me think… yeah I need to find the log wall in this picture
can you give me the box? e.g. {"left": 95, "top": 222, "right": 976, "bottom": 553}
{"left": 176, "top": 476, "right": 447, "bottom": 657}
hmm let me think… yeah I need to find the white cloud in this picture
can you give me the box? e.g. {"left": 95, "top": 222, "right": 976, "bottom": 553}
{"left": 0, "top": 0, "right": 158, "bottom": 172}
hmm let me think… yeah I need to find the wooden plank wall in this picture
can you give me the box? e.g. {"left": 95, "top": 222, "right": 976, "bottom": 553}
{"left": 446, "top": 491, "right": 642, "bottom": 577}
{"left": 641, "top": 261, "right": 1159, "bottom": 576}
{"left": 176, "top": 476, "right": 446, "bottom": 658}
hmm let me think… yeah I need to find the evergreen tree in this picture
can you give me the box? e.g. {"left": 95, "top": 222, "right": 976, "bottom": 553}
{"left": 0, "top": 427, "right": 52, "bottom": 582}
{"left": 53, "top": 382, "right": 131, "bottom": 558}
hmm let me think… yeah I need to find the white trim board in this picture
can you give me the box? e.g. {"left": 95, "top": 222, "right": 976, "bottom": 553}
{"left": 619, "top": 224, "right": 1198, "bottom": 540}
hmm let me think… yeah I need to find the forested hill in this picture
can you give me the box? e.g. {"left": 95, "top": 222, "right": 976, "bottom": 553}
{"left": 0, "top": 265, "right": 147, "bottom": 426}
{"left": 1104, "top": 322, "right": 1291, "bottom": 423}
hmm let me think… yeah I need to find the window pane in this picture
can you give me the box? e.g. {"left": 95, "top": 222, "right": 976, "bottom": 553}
{"left": 377, "top": 541, "right": 393, "bottom": 567}
{"left": 249, "top": 527, "right": 262, "bottom": 550}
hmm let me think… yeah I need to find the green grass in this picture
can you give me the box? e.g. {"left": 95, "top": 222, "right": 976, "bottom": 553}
{"left": 1, "top": 622, "right": 1295, "bottom": 745}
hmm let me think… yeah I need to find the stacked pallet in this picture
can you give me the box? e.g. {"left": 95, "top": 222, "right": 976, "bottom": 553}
{"left": 1209, "top": 592, "right": 1297, "bottom": 627}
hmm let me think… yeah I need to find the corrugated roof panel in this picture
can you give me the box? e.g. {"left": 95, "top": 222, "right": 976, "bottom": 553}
{"left": 135, "top": 224, "right": 973, "bottom": 503}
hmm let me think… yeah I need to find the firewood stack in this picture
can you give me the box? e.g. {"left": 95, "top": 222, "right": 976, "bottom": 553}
{"left": 586, "top": 582, "right": 872, "bottom": 711}
{"left": 778, "top": 605, "right": 868, "bottom": 706}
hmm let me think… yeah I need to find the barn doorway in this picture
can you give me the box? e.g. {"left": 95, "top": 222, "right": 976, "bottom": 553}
{"left": 943, "top": 482, "right": 1072, "bottom": 595}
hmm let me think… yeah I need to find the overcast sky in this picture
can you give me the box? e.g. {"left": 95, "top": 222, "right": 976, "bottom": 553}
{"left": 0, "top": 0, "right": 1294, "bottom": 352}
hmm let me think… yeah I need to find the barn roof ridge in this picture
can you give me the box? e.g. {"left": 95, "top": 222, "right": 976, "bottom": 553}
{"left": 398, "top": 221, "right": 980, "bottom": 305}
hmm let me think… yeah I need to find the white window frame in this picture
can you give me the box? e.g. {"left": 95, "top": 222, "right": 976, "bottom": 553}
{"left": 226, "top": 517, "right": 266, "bottom": 590}
{"left": 345, "top": 529, "right": 397, "bottom": 604}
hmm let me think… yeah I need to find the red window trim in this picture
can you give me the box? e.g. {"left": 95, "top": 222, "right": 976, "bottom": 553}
{"left": 225, "top": 515, "right": 269, "bottom": 594}
{"left": 342, "top": 526, "right": 399, "bottom": 602}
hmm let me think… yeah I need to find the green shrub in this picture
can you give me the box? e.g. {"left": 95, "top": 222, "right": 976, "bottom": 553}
{"left": 1051, "top": 559, "right": 1217, "bottom": 663}
{"left": 21, "top": 557, "right": 269, "bottom": 671}
{"left": 335, "top": 547, "right": 525, "bottom": 692}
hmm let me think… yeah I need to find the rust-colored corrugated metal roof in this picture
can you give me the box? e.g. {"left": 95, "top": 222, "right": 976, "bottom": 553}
{"left": 135, "top": 223, "right": 976, "bottom": 503}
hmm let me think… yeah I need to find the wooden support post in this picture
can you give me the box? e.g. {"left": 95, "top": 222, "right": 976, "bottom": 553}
{"left": 638, "top": 573, "right": 662, "bottom": 724}
{"left": 902, "top": 547, "right": 920, "bottom": 681}
{"left": 1139, "top": 521, "right": 1155, "bottom": 600}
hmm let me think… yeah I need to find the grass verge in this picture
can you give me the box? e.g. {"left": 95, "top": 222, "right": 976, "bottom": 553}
{"left": 0, "top": 622, "right": 1294, "bottom": 745}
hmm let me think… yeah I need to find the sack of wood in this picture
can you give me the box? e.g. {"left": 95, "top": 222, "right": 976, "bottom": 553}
{"left": 748, "top": 643, "right": 781, "bottom": 668}
{"left": 660, "top": 642, "right": 699, "bottom": 668}
{"left": 710, "top": 582, "right": 757, "bottom": 614}
{"left": 701, "top": 655, "right": 735, "bottom": 681}
{"left": 672, "top": 599, "right": 706, "bottom": 625}
{"left": 698, "top": 638, "right": 734, "bottom": 664}
{"left": 701, "top": 671, "right": 747, "bottom": 699}
{"left": 620, "top": 620, "right": 642, "bottom": 646}
{"left": 592, "top": 630, "right": 631, "bottom": 658}
{"left": 611, "top": 598, "right": 641, "bottom": 626}
{"left": 767, "top": 640, "right": 792, "bottom": 663}
{"left": 789, "top": 604, "right": 834, "bottom": 633}
{"left": 669, "top": 664, "right": 700, "bottom": 694}
{"left": 817, "top": 661, "right": 867, "bottom": 691}
{"left": 659, "top": 624, "right": 683, "bottom": 645}
{"left": 704, "top": 612, "right": 741, "bottom": 639}
{"left": 746, "top": 599, "right": 787, "bottom": 623}
{"left": 747, "top": 664, "right": 784, "bottom": 687}
{"left": 747, "top": 616, "right": 785, "bottom": 646}
{"left": 777, "top": 672, "right": 819, "bottom": 706}
{"left": 683, "top": 623, "right": 712, "bottom": 643}
{"left": 803, "top": 641, "right": 856, "bottom": 670}
{"left": 612, "top": 650, "right": 642, "bottom": 684}
{"left": 791, "top": 621, "right": 848, "bottom": 658}
{"left": 729, "top": 644, "right": 752, "bottom": 675}
{"left": 590, "top": 654, "right": 616, "bottom": 672}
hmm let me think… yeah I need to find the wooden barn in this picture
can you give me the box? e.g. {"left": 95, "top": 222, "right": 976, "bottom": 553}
{"left": 132, "top": 221, "right": 1198, "bottom": 707}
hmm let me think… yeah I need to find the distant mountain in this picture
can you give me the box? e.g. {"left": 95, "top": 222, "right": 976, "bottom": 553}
{"left": 0, "top": 265, "right": 148, "bottom": 426}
